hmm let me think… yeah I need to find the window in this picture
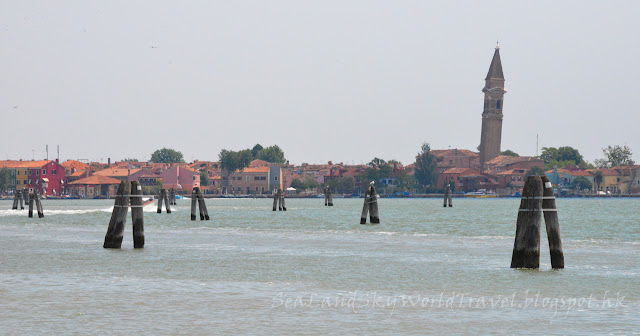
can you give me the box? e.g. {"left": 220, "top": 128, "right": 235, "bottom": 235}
{"left": 254, "top": 176, "right": 260, "bottom": 181}
{"left": 29, "top": 179, "right": 32, "bottom": 185}
{"left": 274, "top": 176, "right": 278, "bottom": 181}
{"left": 36, "top": 179, "right": 40, "bottom": 185}
{"left": 223, "top": 177, "right": 227, "bottom": 181}
{"left": 255, "top": 187, "right": 259, "bottom": 191}
{"left": 246, "top": 176, "right": 250, "bottom": 181}
{"left": 15, "top": 180, "right": 19, "bottom": 185}
{"left": 23, "top": 180, "right": 27, "bottom": 185}
{"left": 52, "top": 169, "right": 56, "bottom": 175}
{"left": 237, "top": 176, "right": 242, "bottom": 181}
{"left": 496, "top": 100, "right": 501, "bottom": 109}
{"left": 42, "top": 169, "right": 46, "bottom": 175}
{"left": 261, "top": 187, "right": 265, "bottom": 193}
{"left": 16, "top": 170, "right": 20, "bottom": 176}
{"left": 29, "top": 170, "right": 32, "bottom": 176}
{"left": 260, "top": 176, "right": 266, "bottom": 180}
{"left": 36, "top": 170, "right": 39, "bottom": 176}
{"left": 193, "top": 175, "right": 197, "bottom": 181}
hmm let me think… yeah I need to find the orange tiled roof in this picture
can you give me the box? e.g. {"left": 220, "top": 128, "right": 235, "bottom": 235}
{"left": 69, "top": 175, "right": 122, "bottom": 185}
{"left": 442, "top": 167, "right": 473, "bottom": 174}
{"left": 61, "top": 160, "right": 90, "bottom": 170}
{"left": 0, "top": 160, "right": 52, "bottom": 168}
{"left": 241, "top": 167, "right": 270, "bottom": 173}
{"left": 486, "top": 155, "right": 540, "bottom": 167}
{"left": 94, "top": 167, "right": 141, "bottom": 177}
{"left": 69, "top": 170, "right": 88, "bottom": 177}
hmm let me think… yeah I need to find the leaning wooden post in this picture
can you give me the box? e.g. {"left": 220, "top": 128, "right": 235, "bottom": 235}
{"left": 28, "top": 192, "right": 34, "bottom": 218}
{"left": 443, "top": 184, "right": 450, "bottom": 207}
{"left": 164, "top": 189, "right": 171, "bottom": 214}
{"left": 369, "top": 185, "right": 380, "bottom": 223}
{"left": 360, "top": 189, "right": 370, "bottom": 224}
{"left": 281, "top": 190, "right": 286, "bottom": 211}
{"left": 324, "top": 186, "right": 329, "bottom": 206}
{"left": 541, "top": 175, "right": 564, "bottom": 269}
{"left": 510, "top": 176, "right": 543, "bottom": 269}
{"left": 35, "top": 191, "right": 44, "bottom": 218}
{"left": 272, "top": 189, "right": 278, "bottom": 211}
{"left": 196, "top": 187, "right": 209, "bottom": 220}
{"left": 103, "top": 181, "right": 130, "bottom": 249}
{"left": 130, "top": 181, "right": 145, "bottom": 248}
{"left": 190, "top": 187, "right": 197, "bottom": 220}
{"left": 12, "top": 191, "right": 18, "bottom": 210}
{"left": 18, "top": 191, "right": 24, "bottom": 210}
{"left": 157, "top": 189, "right": 165, "bottom": 213}
{"left": 327, "top": 187, "right": 333, "bottom": 206}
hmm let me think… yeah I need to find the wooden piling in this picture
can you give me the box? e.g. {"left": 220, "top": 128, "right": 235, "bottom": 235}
{"left": 443, "top": 185, "right": 450, "bottom": 207}
{"left": 35, "top": 191, "right": 44, "bottom": 218}
{"left": 169, "top": 188, "right": 176, "bottom": 205}
{"left": 360, "top": 189, "right": 370, "bottom": 224}
{"left": 130, "top": 181, "right": 145, "bottom": 248}
{"left": 327, "top": 187, "right": 333, "bottom": 206}
{"left": 541, "top": 175, "right": 564, "bottom": 269}
{"left": 281, "top": 191, "right": 286, "bottom": 211}
{"left": 164, "top": 189, "right": 171, "bottom": 214}
{"left": 28, "top": 193, "right": 34, "bottom": 218}
{"left": 196, "top": 187, "right": 209, "bottom": 220}
{"left": 12, "top": 191, "right": 19, "bottom": 210}
{"left": 103, "top": 181, "right": 130, "bottom": 249}
{"left": 18, "top": 191, "right": 24, "bottom": 210}
{"left": 448, "top": 186, "right": 453, "bottom": 208}
{"left": 157, "top": 189, "right": 165, "bottom": 213}
{"left": 324, "top": 186, "right": 329, "bottom": 206}
{"left": 191, "top": 188, "right": 197, "bottom": 220}
{"left": 510, "top": 176, "right": 543, "bottom": 269}
{"left": 272, "top": 189, "right": 278, "bottom": 211}
{"left": 369, "top": 185, "right": 380, "bottom": 224}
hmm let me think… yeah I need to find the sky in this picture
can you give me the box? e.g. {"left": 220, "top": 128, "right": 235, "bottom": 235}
{"left": 1, "top": 1, "right": 639, "bottom": 165}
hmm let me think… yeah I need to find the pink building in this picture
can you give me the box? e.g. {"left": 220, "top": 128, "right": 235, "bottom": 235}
{"left": 161, "top": 166, "right": 200, "bottom": 192}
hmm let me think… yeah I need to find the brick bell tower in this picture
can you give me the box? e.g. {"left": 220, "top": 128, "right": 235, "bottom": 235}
{"left": 479, "top": 45, "right": 506, "bottom": 171}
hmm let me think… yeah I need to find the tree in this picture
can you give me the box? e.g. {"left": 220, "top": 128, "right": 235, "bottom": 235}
{"left": 200, "top": 171, "right": 210, "bottom": 186}
{"left": 326, "top": 176, "right": 356, "bottom": 194}
{"left": 526, "top": 166, "right": 545, "bottom": 176}
{"left": 501, "top": 149, "right": 519, "bottom": 157}
{"left": 150, "top": 148, "right": 184, "bottom": 163}
{"left": 290, "top": 179, "right": 306, "bottom": 191}
{"left": 368, "top": 157, "right": 387, "bottom": 168}
{"left": 218, "top": 149, "right": 252, "bottom": 194}
{"left": 414, "top": 142, "right": 438, "bottom": 191}
{"left": 602, "top": 145, "right": 635, "bottom": 167}
{"left": 257, "top": 145, "right": 286, "bottom": 164}
{"left": 0, "top": 168, "right": 12, "bottom": 193}
{"left": 540, "top": 146, "right": 585, "bottom": 169}
{"left": 592, "top": 170, "right": 603, "bottom": 191}
{"left": 251, "top": 144, "right": 263, "bottom": 159}
{"left": 570, "top": 176, "right": 592, "bottom": 191}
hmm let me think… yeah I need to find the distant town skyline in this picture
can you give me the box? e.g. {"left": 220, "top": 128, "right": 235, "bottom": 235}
{"left": 2, "top": 1, "right": 638, "bottom": 165}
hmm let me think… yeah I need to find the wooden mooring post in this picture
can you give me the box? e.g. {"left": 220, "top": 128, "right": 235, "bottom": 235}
{"left": 103, "top": 181, "right": 130, "bottom": 248}
{"left": 510, "top": 175, "right": 564, "bottom": 269}
{"left": 443, "top": 184, "right": 452, "bottom": 207}
{"left": 324, "top": 186, "right": 333, "bottom": 206}
{"left": 28, "top": 193, "right": 34, "bottom": 218}
{"left": 169, "top": 188, "right": 177, "bottom": 205}
{"left": 35, "top": 191, "right": 44, "bottom": 218}
{"left": 131, "top": 181, "right": 145, "bottom": 248}
{"left": 157, "top": 189, "right": 171, "bottom": 213}
{"left": 103, "top": 181, "right": 145, "bottom": 249}
{"left": 190, "top": 187, "right": 209, "bottom": 220}
{"left": 360, "top": 184, "right": 380, "bottom": 224}
{"left": 12, "top": 190, "right": 24, "bottom": 210}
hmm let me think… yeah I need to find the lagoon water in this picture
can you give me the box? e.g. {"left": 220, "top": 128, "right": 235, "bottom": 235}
{"left": 0, "top": 198, "right": 638, "bottom": 335}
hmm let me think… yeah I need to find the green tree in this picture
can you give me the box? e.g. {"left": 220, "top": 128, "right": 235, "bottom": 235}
{"left": 150, "top": 148, "right": 184, "bottom": 163}
{"left": 501, "top": 149, "right": 519, "bottom": 157}
{"left": 540, "top": 146, "right": 584, "bottom": 169}
{"left": 602, "top": 145, "right": 635, "bottom": 167}
{"left": 368, "top": 157, "right": 387, "bottom": 168}
{"left": 570, "top": 176, "right": 593, "bottom": 191}
{"left": 414, "top": 142, "right": 438, "bottom": 191}
{"left": 0, "top": 168, "right": 12, "bottom": 193}
{"left": 257, "top": 145, "right": 286, "bottom": 163}
{"left": 200, "top": 171, "right": 210, "bottom": 187}
{"left": 251, "top": 144, "right": 264, "bottom": 159}
{"left": 526, "top": 166, "right": 546, "bottom": 176}
{"left": 326, "top": 176, "right": 356, "bottom": 194}
{"left": 219, "top": 149, "right": 252, "bottom": 194}
{"left": 290, "top": 179, "right": 306, "bottom": 191}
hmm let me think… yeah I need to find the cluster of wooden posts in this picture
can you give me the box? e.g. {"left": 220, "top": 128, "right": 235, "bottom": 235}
{"left": 95, "top": 175, "right": 564, "bottom": 269}
{"left": 190, "top": 187, "right": 210, "bottom": 220}
{"left": 12, "top": 189, "right": 44, "bottom": 218}
{"left": 511, "top": 175, "right": 564, "bottom": 269}
{"left": 272, "top": 188, "right": 287, "bottom": 211}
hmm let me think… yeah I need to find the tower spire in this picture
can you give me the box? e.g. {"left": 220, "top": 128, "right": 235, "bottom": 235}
{"left": 485, "top": 47, "right": 504, "bottom": 80}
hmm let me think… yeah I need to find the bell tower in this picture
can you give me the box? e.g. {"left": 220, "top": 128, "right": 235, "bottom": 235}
{"left": 479, "top": 46, "right": 506, "bottom": 171}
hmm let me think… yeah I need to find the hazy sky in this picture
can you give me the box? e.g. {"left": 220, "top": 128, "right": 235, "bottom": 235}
{"left": 2, "top": 1, "right": 639, "bottom": 165}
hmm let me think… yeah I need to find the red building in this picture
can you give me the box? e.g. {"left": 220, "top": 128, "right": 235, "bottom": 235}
{"left": 23, "top": 160, "right": 66, "bottom": 196}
